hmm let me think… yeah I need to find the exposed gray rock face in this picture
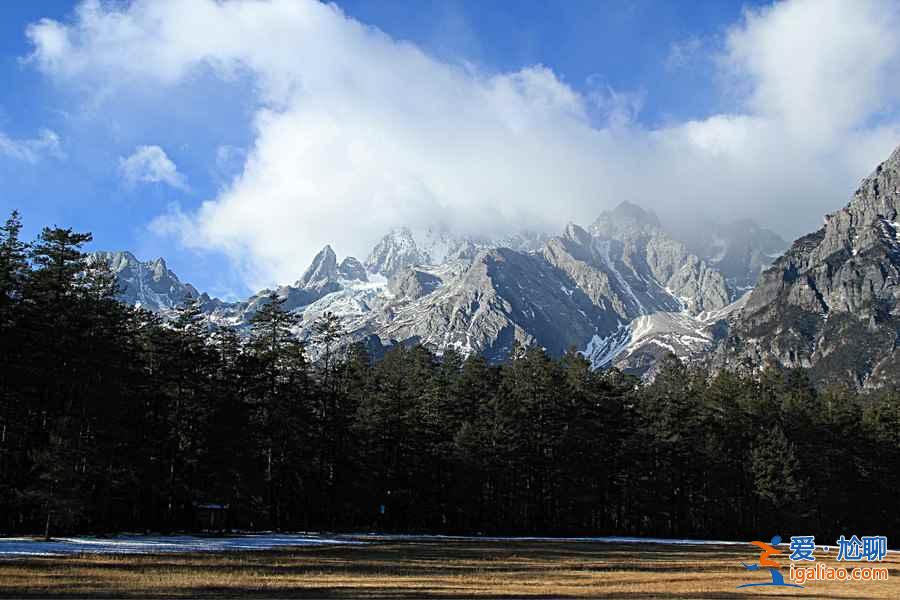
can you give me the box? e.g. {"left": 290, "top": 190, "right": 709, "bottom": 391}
{"left": 526, "top": 205, "right": 734, "bottom": 374}
{"left": 338, "top": 256, "right": 367, "bottom": 282}
{"left": 588, "top": 202, "right": 730, "bottom": 316}
{"left": 712, "top": 144, "right": 900, "bottom": 388}
{"left": 87, "top": 251, "right": 202, "bottom": 312}
{"left": 365, "top": 227, "right": 430, "bottom": 277}
{"left": 378, "top": 248, "right": 611, "bottom": 360}
{"left": 387, "top": 267, "right": 441, "bottom": 300}
{"left": 368, "top": 205, "right": 733, "bottom": 371}
{"left": 199, "top": 245, "right": 358, "bottom": 329}
{"left": 297, "top": 245, "right": 339, "bottom": 291}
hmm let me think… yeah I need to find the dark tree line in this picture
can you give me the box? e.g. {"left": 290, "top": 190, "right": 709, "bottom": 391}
{"left": 1, "top": 211, "right": 899, "bottom": 541}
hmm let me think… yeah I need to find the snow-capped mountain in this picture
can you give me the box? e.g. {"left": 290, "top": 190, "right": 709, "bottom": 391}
{"left": 539, "top": 203, "right": 735, "bottom": 373}
{"left": 365, "top": 228, "right": 431, "bottom": 277}
{"left": 364, "top": 226, "right": 549, "bottom": 277}
{"left": 86, "top": 134, "right": 900, "bottom": 387}
{"left": 93, "top": 205, "right": 782, "bottom": 376}
{"left": 87, "top": 251, "right": 203, "bottom": 313}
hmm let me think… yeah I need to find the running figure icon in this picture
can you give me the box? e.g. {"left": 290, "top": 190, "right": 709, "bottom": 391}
{"left": 737, "top": 535, "right": 804, "bottom": 589}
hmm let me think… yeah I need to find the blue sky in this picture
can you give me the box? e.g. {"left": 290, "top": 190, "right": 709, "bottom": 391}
{"left": 337, "top": 0, "right": 750, "bottom": 122}
{"left": 2, "top": 0, "right": 900, "bottom": 298}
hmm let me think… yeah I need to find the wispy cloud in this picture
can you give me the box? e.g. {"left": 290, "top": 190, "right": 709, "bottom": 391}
{"left": 0, "top": 128, "right": 63, "bottom": 163}
{"left": 119, "top": 145, "right": 187, "bottom": 190}
{"left": 665, "top": 36, "right": 706, "bottom": 72}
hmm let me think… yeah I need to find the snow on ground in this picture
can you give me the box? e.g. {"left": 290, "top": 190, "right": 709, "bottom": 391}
{"left": 582, "top": 324, "right": 630, "bottom": 369}
{"left": 0, "top": 532, "right": 745, "bottom": 557}
{"left": 351, "top": 534, "right": 900, "bottom": 552}
{"left": 11, "top": 532, "right": 883, "bottom": 557}
{"left": 0, "top": 534, "right": 362, "bottom": 557}
{"left": 353, "top": 533, "right": 747, "bottom": 546}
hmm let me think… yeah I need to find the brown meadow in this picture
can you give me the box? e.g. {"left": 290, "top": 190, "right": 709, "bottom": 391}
{"left": 1, "top": 538, "right": 898, "bottom": 598}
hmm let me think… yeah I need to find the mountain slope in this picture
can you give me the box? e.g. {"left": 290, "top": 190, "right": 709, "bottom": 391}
{"left": 376, "top": 247, "right": 610, "bottom": 360}
{"left": 368, "top": 205, "right": 735, "bottom": 370}
{"left": 94, "top": 203, "right": 784, "bottom": 377}
{"left": 712, "top": 144, "right": 900, "bottom": 388}
{"left": 87, "top": 251, "right": 203, "bottom": 313}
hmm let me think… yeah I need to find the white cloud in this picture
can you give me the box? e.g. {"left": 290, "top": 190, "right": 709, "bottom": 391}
{"left": 119, "top": 145, "right": 187, "bottom": 190}
{"left": 25, "top": 0, "right": 900, "bottom": 287}
{"left": 722, "top": 0, "right": 900, "bottom": 147}
{"left": 0, "top": 129, "right": 63, "bottom": 163}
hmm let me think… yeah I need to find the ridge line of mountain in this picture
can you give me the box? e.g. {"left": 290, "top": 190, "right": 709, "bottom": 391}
{"left": 91, "top": 200, "right": 791, "bottom": 380}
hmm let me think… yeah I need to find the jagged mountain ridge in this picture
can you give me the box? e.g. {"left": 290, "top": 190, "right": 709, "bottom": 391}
{"left": 364, "top": 226, "right": 549, "bottom": 277}
{"left": 93, "top": 207, "right": 783, "bottom": 375}
{"left": 87, "top": 251, "right": 207, "bottom": 313}
{"left": 712, "top": 144, "right": 900, "bottom": 389}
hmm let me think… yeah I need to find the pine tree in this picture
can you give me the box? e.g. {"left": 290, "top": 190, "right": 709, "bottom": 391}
{"left": 247, "top": 292, "right": 307, "bottom": 529}
{"left": 0, "top": 211, "right": 28, "bottom": 321}
{"left": 0, "top": 211, "right": 29, "bottom": 528}
{"left": 21, "top": 226, "right": 97, "bottom": 536}
{"left": 203, "top": 325, "right": 252, "bottom": 523}
{"left": 635, "top": 357, "right": 705, "bottom": 535}
{"left": 29, "top": 227, "right": 93, "bottom": 305}
{"left": 750, "top": 424, "right": 803, "bottom": 531}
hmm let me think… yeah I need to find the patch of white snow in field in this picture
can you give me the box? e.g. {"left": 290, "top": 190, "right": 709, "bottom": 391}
{"left": 353, "top": 533, "right": 900, "bottom": 552}
{"left": 352, "top": 533, "right": 747, "bottom": 546}
{"left": 0, "top": 534, "right": 362, "bottom": 557}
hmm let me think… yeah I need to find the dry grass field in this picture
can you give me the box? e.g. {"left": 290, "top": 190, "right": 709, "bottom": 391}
{"left": 1, "top": 538, "right": 898, "bottom": 598}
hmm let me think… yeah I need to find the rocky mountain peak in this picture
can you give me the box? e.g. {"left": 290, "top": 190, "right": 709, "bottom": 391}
{"left": 96, "top": 250, "right": 138, "bottom": 270}
{"left": 591, "top": 201, "right": 662, "bottom": 239}
{"left": 87, "top": 250, "right": 199, "bottom": 312}
{"left": 562, "top": 222, "right": 591, "bottom": 246}
{"left": 95, "top": 190, "right": 822, "bottom": 383}
{"left": 150, "top": 257, "right": 168, "bottom": 280}
{"left": 298, "top": 245, "right": 339, "bottom": 289}
{"left": 365, "top": 227, "right": 429, "bottom": 277}
{"left": 714, "top": 142, "right": 900, "bottom": 388}
{"left": 818, "top": 149, "right": 900, "bottom": 259}
{"left": 338, "top": 256, "right": 368, "bottom": 282}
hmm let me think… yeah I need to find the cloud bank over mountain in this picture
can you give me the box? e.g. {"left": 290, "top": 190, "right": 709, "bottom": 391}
{"left": 26, "top": 0, "right": 900, "bottom": 287}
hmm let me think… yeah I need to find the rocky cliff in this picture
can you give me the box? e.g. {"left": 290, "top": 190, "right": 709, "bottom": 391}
{"left": 713, "top": 145, "right": 900, "bottom": 388}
